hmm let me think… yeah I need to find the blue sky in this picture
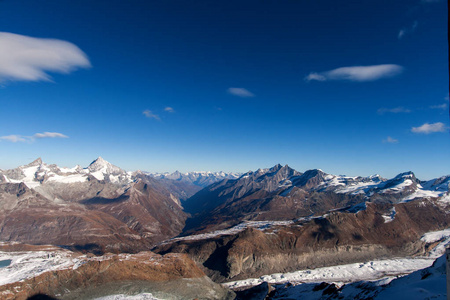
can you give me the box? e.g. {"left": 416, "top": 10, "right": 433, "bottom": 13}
{"left": 0, "top": 0, "right": 448, "bottom": 179}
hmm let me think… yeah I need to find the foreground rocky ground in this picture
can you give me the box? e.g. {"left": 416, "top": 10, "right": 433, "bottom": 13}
{"left": 0, "top": 244, "right": 234, "bottom": 300}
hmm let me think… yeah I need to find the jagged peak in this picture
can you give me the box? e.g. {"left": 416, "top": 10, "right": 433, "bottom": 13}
{"left": 270, "top": 164, "right": 283, "bottom": 172}
{"left": 87, "top": 156, "right": 122, "bottom": 173}
{"left": 89, "top": 156, "right": 108, "bottom": 166}
{"left": 25, "top": 157, "right": 43, "bottom": 167}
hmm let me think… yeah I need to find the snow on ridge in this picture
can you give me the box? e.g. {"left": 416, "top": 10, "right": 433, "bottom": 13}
{"left": 400, "top": 189, "right": 441, "bottom": 202}
{"left": 158, "top": 220, "right": 295, "bottom": 246}
{"left": 59, "top": 165, "right": 82, "bottom": 173}
{"left": 420, "top": 228, "right": 450, "bottom": 244}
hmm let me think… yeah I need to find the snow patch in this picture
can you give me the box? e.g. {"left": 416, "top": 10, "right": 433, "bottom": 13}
{"left": 400, "top": 189, "right": 440, "bottom": 202}
{"left": 382, "top": 207, "right": 396, "bottom": 223}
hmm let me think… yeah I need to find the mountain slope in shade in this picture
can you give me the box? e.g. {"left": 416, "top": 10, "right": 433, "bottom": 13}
{"left": 183, "top": 164, "right": 449, "bottom": 234}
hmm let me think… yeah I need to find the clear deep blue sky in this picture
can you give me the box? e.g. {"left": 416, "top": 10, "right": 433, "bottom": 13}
{"left": 0, "top": 0, "right": 448, "bottom": 179}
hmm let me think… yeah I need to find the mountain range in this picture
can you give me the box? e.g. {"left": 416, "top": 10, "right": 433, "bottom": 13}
{"left": 183, "top": 164, "right": 449, "bottom": 234}
{"left": 0, "top": 158, "right": 449, "bottom": 298}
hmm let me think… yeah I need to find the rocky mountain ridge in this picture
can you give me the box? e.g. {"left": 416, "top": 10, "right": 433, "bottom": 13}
{"left": 183, "top": 164, "right": 449, "bottom": 233}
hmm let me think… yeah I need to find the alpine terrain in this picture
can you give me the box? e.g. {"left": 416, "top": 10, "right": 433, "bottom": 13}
{"left": 0, "top": 159, "right": 449, "bottom": 299}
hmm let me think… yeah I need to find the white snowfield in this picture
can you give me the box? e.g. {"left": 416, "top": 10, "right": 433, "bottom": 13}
{"left": 224, "top": 228, "right": 450, "bottom": 290}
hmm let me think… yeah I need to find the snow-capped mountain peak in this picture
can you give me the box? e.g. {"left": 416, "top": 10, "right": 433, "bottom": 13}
{"left": 88, "top": 157, "right": 120, "bottom": 172}
{"left": 26, "top": 157, "right": 43, "bottom": 167}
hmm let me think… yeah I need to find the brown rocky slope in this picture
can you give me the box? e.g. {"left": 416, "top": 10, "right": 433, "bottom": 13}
{"left": 155, "top": 198, "right": 450, "bottom": 282}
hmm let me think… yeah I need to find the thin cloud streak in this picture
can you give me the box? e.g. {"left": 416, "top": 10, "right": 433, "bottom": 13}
{"left": 0, "top": 132, "right": 68, "bottom": 143}
{"left": 377, "top": 107, "right": 411, "bottom": 114}
{"left": 0, "top": 135, "right": 28, "bottom": 143}
{"left": 227, "top": 87, "right": 255, "bottom": 97}
{"left": 34, "top": 132, "right": 68, "bottom": 139}
{"left": 0, "top": 32, "right": 91, "bottom": 83}
{"left": 411, "top": 122, "right": 447, "bottom": 134}
{"left": 164, "top": 107, "right": 175, "bottom": 113}
{"left": 430, "top": 103, "right": 447, "bottom": 110}
{"left": 305, "top": 64, "right": 403, "bottom": 82}
{"left": 143, "top": 110, "right": 160, "bottom": 120}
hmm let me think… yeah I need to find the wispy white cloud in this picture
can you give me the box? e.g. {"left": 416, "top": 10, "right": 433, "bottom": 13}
{"left": 398, "top": 21, "right": 418, "bottom": 39}
{"left": 143, "top": 110, "right": 160, "bottom": 120}
{"left": 411, "top": 122, "right": 447, "bottom": 134}
{"left": 227, "top": 87, "right": 255, "bottom": 98}
{"left": 305, "top": 64, "right": 403, "bottom": 82}
{"left": 164, "top": 107, "right": 175, "bottom": 113}
{"left": 34, "top": 132, "right": 68, "bottom": 139}
{"left": 304, "top": 73, "right": 326, "bottom": 82}
{"left": 377, "top": 107, "right": 411, "bottom": 114}
{"left": 0, "top": 132, "right": 68, "bottom": 143}
{"left": 383, "top": 136, "right": 399, "bottom": 144}
{"left": 0, "top": 135, "right": 28, "bottom": 143}
{"left": 0, "top": 32, "right": 91, "bottom": 83}
{"left": 430, "top": 103, "right": 447, "bottom": 110}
